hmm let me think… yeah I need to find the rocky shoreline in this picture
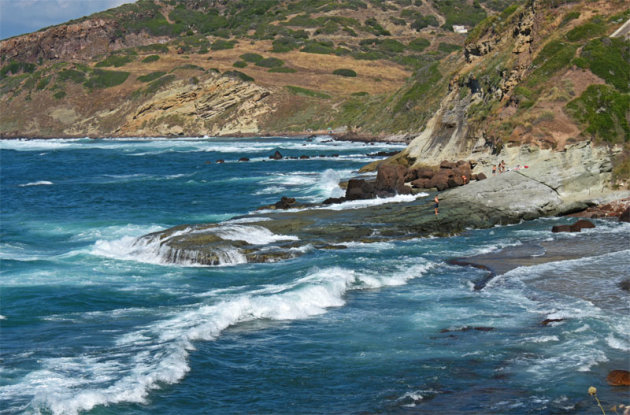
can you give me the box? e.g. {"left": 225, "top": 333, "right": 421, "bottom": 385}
{"left": 138, "top": 140, "right": 629, "bottom": 267}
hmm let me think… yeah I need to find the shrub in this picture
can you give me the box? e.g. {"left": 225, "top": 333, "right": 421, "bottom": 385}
{"left": 171, "top": 64, "right": 205, "bottom": 72}
{"left": 285, "top": 85, "right": 331, "bottom": 99}
{"left": 411, "top": 15, "right": 439, "bottom": 31}
{"left": 432, "top": 0, "right": 487, "bottom": 29}
{"left": 95, "top": 54, "right": 134, "bottom": 68}
{"left": 301, "top": 40, "right": 335, "bottom": 54}
{"left": 211, "top": 39, "right": 236, "bottom": 50}
{"left": 138, "top": 44, "right": 169, "bottom": 53}
{"left": 272, "top": 37, "right": 301, "bottom": 52}
{"left": 560, "top": 11, "right": 580, "bottom": 27}
{"left": 143, "top": 74, "right": 176, "bottom": 95}
{"left": 36, "top": 77, "right": 51, "bottom": 90}
{"left": 579, "top": 37, "right": 629, "bottom": 92}
{"left": 233, "top": 61, "right": 248, "bottom": 68}
{"left": 53, "top": 90, "right": 66, "bottom": 99}
{"left": 565, "top": 18, "right": 606, "bottom": 42}
{"left": 58, "top": 69, "right": 86, "bottom": 83}
{"left": 84, "top": 70, "right": 130, "bottom": 89}
{"left": 268, "top": 67, "right": 297, "bottom": 73}
{"left": 567, "top": 84, "right": 629, "bottom": 143}
{"left": 255, "top": 57, "right": 284, "bottom": 68}
{"left": 137, "top": 71, "right": 166, "bottom": 82}
{"left": 527, "top": 40, "right": 577, "bottom": 87}
{"left": 364, "top": 17, "right": 391, "bottom": 36}
{"left": 352, "top": 91, "right": 369, "bottom": 96}
{"left": 240, "top": 53, "right": 264, "bottom": 63}
{"left": 224, "top": 70, "right": 254, "bottom": 82}
{"left": 0, "top": 61, "right": 36, "bottom": 79}
{"left": 142, "top": 55, "right": 160, "bottom": 63}
{"left": 408, "top": 37, "right": 430, "bottom": 51}
{"left": 333, "top": 68, "right": 357, "bottom": 77}
{"left": 438, "top": 42, "right": 462, "bottom": 53}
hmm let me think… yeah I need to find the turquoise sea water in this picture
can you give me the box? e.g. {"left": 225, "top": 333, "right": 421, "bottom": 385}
{"left": 1, "top": 136, "right": 628, "bottom": 415}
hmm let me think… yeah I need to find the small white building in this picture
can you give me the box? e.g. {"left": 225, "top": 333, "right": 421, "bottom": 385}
{"left": 453, "top": 25, "right": 468, "bottom": 34}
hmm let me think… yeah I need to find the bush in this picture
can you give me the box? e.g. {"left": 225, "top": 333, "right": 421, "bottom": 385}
{"left": 0, "top": 61, "right": 36, "bottom": 79}
{"left": 53, "top": 90, "right": 66, "bottom": 99}
{"left": 364, "top": 17, "right": 391, "bottom": 36}
{"left": 527, "top": 40, "right": 577, "bottom": 87}
{"left": 224, "top": 70, "right": 254, "bottom": 82}
{"left": 408, "top": 37, "right": 430, "bottom": 51}
{"left": 58, "top": 69, "right": 86, "bottom": 83}
{"left": 268, "top": 67, "right": 297, "bottom": 73}
{"left": 240, "top": 53, "right": 264, "bottom": 63}
{"left": 272, "top": 37, "right": 301, "bottom": 52}
{"left": 137, "top": 71, "right": 166, "bottom": 82}
{"left": 411, "top": 15, "right": 439, "bottom": 30}
{"left": 233, "top": 61, "right": 248, "bottom": 68}
{"left": 255, "top": 57, "right": 284, "bottom": 68}
{"left": 565, "top": 18, "right": 606, "bottom": 42}
{"left": 432, "top": 0, "right": 487, "bottom": 29}
{"left": 138, "top": 44, "right": 169, "bottom": 53}
{"left": 578, "top": 37, "right": 629, "bottom": 92}
{"left": 567, "top": 84, "right": 629, "bottom": 143}
{"left": 95, "top": 54, "right": 134, "bottom": 68}
{"left": 333, "top": 68, "right": 357, "bottom": 77}
{"left": 211, "top": 39, "right": 236, "bottom": 50}
{"left": 560, "top": 11, "right": 580, "bottom": 27}
{"left": 286, "top": 85, "right": 331, "bottom": 99}
{"left": 301, "top": 40, "right": 335, "bottom": 54}
{"left": 84, "top": 69, "right": 130, "bottom": 89}
{"left": 143, "top": 74, "right": 176, "bottom": 95}
{"left": 438, "top": 42, "right": 462, "bottom": 53}
{"left": 142, "top": 55, "right": 160, "bottom": 63}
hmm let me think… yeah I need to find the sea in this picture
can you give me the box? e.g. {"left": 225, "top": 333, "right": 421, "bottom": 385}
{"left": 1, "top": 136, "right": 628, "bottom": 415}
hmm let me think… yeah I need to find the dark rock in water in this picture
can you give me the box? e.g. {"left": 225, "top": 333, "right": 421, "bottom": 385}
{"left": 238, "top": 157, "right": 250, "bottom": 162}
{"left": 619, "top": 279, "right": 630, "bottom": 291}
{"left": 570, "top": 219, "right": 595, "bottom": 232}
{"left": 368, "top": 150, "right": 399, "bottom": 157}
{"left": 440, "top": 326, "right": 494, "bottom": 333}
{"left": 375, "top": 164, "right": 411, "bottom": 195}
{"left": 323, "top": 197, "right": 346, "bottom": 205}
{"left": 346, "top": 179, "right": 376, "bottom": 200}
{"left": 476, "top": 172, "right": 487, "bottom": 181}
{"left": 269, "top": 151, "right": 283, "bottom": 160}
{"left": 551, "top": 225, "right": 577, "bottom": 233}
{"left": 299, "top": 155, "right": 310, "bottom": 159}
{"left": 606, "top": 370, "right": 630, "bottom": 386}
{"left": 216, "top": 159, "right": 224, "bottom": 164}
{"left": 275, "top": 196, "right": 297, "bottom": 209}
{"left": 541, "top": 318, "right": 565, "bottom": 326}
{"left": 620, "top": 207, "right": 630, "bottom": 222}
{"left": 331, "top": 154, "right": 339, "bottom": 158}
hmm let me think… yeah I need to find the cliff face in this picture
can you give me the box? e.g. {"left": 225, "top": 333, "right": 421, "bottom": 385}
{"left": 0, "top": 19, "right": 163, "bottom": 63}
{"left": 118, "top": 74, "right": 272, "bottom": 137}
{"left": 396, "top": 0, "right": 629, "bottom": 180}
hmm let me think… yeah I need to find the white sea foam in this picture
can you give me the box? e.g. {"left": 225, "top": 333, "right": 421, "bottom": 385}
{"left": 18, "top": 181, "right": 54, "bottom": 187}
{"left": 7, "top": 263, "right": 432, "bottom": 415}
{"left": 211, "top": 224, "right": 299, "bottom": 244}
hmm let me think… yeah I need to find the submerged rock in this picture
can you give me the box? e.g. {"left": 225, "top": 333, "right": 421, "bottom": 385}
{"left": 269, "top": 151, "right": 283, "bottom": 160}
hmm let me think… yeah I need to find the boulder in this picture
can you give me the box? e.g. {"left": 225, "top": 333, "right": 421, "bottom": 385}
{"left": 238, "top": 157, "right": 249, "bottom": 162}
{"left": 429, "top": 172, "right": 450, "bottom": 191}
{"left": 447, "top": 175, "right": 464, "bottom": 188}
{"left": 345, "top": 179, "right": 376, "bottom": 200}
{"left": 476, "top": 172, "right": 487, "bottom": 181}
{"left": 322, "top": 197, "right": 346, "bottom": 205}
{"left": 606, "top": 370, "right": 630, "bottom": 386}
{"left": 216, "top": 159, "right": 224, "bottom": 164}
{"left": 570, "top": 219, "right": 595, "bottom": 232}
{"left": 416, "top": 168, "right": 435, "bottom": 180}
{"left": 440, "top": 160, "right": 456, "bottom": 170}
{"left": 541, "top": 318, "right": 564, "bottom": 326}
{"left": 375, "top": 164, "right": 411, "bottom": 195}
{"left": 269, "top": 151, "right": 283, "bottom": 160}
{"left": 299, "top": 155, "right": 310, "bottom": 159}
{"left": 620, "top": 207, "right": 630, "bottom": 223}
{"left": 551, "top": 225, "right": 577, "bottom": 233}
{"left": 404, "top": 169, "right": 418, "bottom": 182}
{"left": 274, "top": 196, "right": 297, "bottom": 209}
{"left": 411, "top": 178, "right": 430, "bottom": 189}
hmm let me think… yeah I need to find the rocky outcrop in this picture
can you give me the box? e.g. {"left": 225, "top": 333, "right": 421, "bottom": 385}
{"left": 0, "top": 19, "right": 164, "bottom": 63}
{"left": 606, "top": 370, "right": 630, "bottom": 386}
{"left": 118, "top": 74, "right": 271, "bottom": 137}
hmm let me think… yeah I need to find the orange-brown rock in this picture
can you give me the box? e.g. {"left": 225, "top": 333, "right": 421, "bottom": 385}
{"left": 606, "top": 370, "right": 630, "bottom": 386}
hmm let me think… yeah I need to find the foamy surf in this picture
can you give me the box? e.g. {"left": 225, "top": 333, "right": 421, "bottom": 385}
{"left": 18, "top": 181, "right": 53, "bottom": 187}
{"left": 10, "top": 263, "right": 433, "bottom": 415}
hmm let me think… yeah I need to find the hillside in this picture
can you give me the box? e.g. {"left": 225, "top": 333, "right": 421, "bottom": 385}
{"left": 0, "top": 0, "right": 519, "bottom": 138}
{"left": 0, "top": 0, "right": 628, "bottom": 181}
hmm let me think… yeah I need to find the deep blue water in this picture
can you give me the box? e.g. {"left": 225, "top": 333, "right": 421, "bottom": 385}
{"left": 1, "top": 136, "right": 628, "bottom": 415}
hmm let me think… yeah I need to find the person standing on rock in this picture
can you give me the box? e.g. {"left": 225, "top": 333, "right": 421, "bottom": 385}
{"left": 434, "top": 195, "right": 439, "bottom": 216}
